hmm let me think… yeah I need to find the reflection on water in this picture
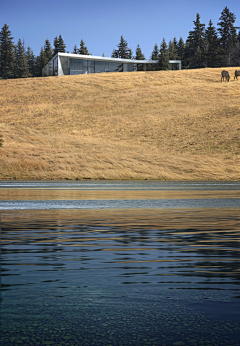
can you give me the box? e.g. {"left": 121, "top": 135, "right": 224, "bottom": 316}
{"left": 0, "top": 181, "right": 240, "bottom": 345}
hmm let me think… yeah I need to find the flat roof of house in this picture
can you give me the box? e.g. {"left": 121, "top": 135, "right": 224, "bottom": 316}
{"left": 53, "top": 52, "right": 181, "bottom": 65}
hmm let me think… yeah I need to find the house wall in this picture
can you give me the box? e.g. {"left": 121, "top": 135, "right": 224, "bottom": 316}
{"left": 42, "top": 59, "right": 53, "bottom": 77}
{"left": 42, "top": 54, "right": 181, "bottom": 76}
{"left": 59, "top": 56, "right": 70, "bottom": 75}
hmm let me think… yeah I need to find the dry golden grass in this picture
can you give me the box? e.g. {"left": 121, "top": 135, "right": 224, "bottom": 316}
{"left": 0, "top": 67, "right": 240, "bottom": 180}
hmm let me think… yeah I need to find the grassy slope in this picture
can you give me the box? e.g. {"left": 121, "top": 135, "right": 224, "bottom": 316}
{"left": 0, "top": 67, "right": 240, "bottom": 180}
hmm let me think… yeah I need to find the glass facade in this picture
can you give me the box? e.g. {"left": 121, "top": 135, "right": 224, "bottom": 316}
{"left": 45, "top": 54, "right": 181, "bottom": 77}
{"left": 70, "top": 59, "right": 95, "bottom": 74}
{"left": 88, "top": 60, "right": 94, "bottom": 74}
{"left": 127, "top": 63, "right": 135, "bottom": 72}
{"left": 70, "top": 59, "right": 132, "bottom": 75}
{"left": 53, "top": 57, "right": 58, "bottom": 76}
{"left": 109, "top": 62, "right": 123, "bottom": 72}
{"left": 60, "top": 57, "right": 70, "bottom": 75}
{"left": 95, "top": 61, "right": 109, "bottom": 73}
{"left": 136, "top": 63, "right": 143, "bottom": 71}
{"left": 170, "top": 63, "right": 180, "bottom": 70}
{"left": 70, "top": 59, "right": 84, "bottom": 74}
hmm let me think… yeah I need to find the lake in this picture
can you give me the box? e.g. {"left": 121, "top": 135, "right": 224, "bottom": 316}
{"left": 0, "top": 181, "right": 240, "bottom": 346}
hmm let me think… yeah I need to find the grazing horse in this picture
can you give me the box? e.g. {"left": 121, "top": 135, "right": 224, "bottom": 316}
{"left": 234, "top": 70, "right": 240, "bottom": 80}
{"left": 221, "top": 70, "right": 230, "bottom": 82}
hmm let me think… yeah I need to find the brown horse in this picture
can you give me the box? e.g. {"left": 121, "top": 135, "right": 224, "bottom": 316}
{"left": 234, "top": 70, "right": 240, "bottom": 80}
{"left": 221, "top": 70, "right": 230, "bottom": 82}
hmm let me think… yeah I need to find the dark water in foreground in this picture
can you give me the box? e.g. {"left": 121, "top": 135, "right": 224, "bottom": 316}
{"left": 0, "top": 181, "right": 240, "bottom": 346}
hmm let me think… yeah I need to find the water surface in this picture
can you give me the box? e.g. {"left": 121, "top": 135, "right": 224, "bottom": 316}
{"left": 1, "top": 181, "right": 240, "bottom": 345}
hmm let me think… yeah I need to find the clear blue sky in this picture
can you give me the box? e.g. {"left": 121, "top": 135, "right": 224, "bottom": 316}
{"left": 1, "top": 0, "right": 240, "bottom": 59}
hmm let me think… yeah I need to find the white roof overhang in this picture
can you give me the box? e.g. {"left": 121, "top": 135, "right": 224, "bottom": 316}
{"left": 54, "top": 52, "right": 157, "bottom": 64}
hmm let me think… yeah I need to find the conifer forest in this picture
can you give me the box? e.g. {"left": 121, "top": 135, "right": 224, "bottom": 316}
{"left": 0, "top": 6, "right": 240, "bottom": 79}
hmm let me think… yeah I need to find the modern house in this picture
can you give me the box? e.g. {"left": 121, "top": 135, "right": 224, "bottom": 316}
{"left": 42, "top": 52, "right": 181, "bottom": 76}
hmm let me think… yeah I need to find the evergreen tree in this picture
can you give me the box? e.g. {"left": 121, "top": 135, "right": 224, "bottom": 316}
{"left": 205, "top": 20, "right": 221, "bottom": 67}
{"left": 231, "top": 31, "right": 240, "bottom": 66}
{"left": 128, "top": 48, "right": 133, "bottom": 59}
{"left": 26, "top": 46, "right": 36, "bottom": 77}
{"left": 118, "top": 36, "right": 130, "bottom": 59}
{"left": 193, "top": 13, "right": 205, "bottom": 49}
{"left": 183, "top": 35, "right": 191, "bottom": 64}
{"left": 177, "top": 37, "right": 185, "bottom": 63}
{"left": 111, "top": 49, "right": 118, "bottom": 58}
{"left": 217, "top": 6, "right": 237, "bottom": 66}
{"left": 53, "top": 36, "right": 59, "bottom": 56}
{"left": 168, "top": 40, "right": 178, "bottom": 60}
{"left": 35, "top": 47, "right": 48, "bottom": 77}
{"left": 173, "top": 38, "right": 179, "bottom": 57}
{"left": 149, "top": 43, "right": 159, "bottom": 70}
{"left": 58, "top": 35, "right": 66, "bottom": 53}
{"left": 78, "top": 39, "right": 89, "bottom": 55}
{"left": 12, "top": 44, "right": 18, "bottom": 77}
{"left": 0, "top": 23, "right": 15, "bottom": 79}
{"left": 192, "top": 46, "right": 203, "bottom": 68}
{"left": 135, "top": 44, "right": 145, "bottom": 71}
{"left": 44, "top": 39, "right": 52, "bottom": 62}
{"left": 72, "top": 44, "right": 78, "bottom": 54}
{"left": 159, "top": 38, "right": 169, "bottom": 70}
{"left": 135, "top": 44, "right": 145, "bottom": 60}
{"left": 15, "top": 39, "right": 30, "bottom": 78}
{"left": 151, "top": 43, "right": 159, "bottom": 60}
{"left": 53, "top": 35, "right": 66, "bottom": 56}
{"left": 185, "top": 13, "right": 205, "bottom": 68}
{"left": 113, "top": 36, "right": 131, "bottom": 59}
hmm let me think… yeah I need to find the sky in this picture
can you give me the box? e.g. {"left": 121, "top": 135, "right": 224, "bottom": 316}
{"left": 1, "top": 0, "right": 240, "bottom": 59}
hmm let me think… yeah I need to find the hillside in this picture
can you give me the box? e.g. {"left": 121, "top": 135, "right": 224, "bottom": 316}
{"left": 0, "top": 67, "right": 240, "bottom": 180}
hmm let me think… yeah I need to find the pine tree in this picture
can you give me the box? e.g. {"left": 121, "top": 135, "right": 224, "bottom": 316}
{"left": 173, "top": 38, "right": 178, "bottom": 55}
{"left": 53, "top": 36, "right": 59, "bottom": 56}
{"left": 58, "top": 35, "right": 66, "bottom": 53}
{"left": 118, "top": 36, "right": 130, "bottom": 59}
{"left": 35, "top": 47, "right": 48, "bottom": 77}
{"left": 177, "top": 37, "right": 185, "bottom": 62}
{"left": 72, "top": 44, "right": 78, "bottom": 54}
{"left": 192, "top": 13, "right": 206, "bottom": 50}
{"left": 128, "top": 48, "right": 133, "bottom": 59}
{"left": 15, "top": 39, "right": 30, "bottom": 78}
{"left": 151, "top": 43, "right": 159, "bottom": 60}
{"left": 12, "top": 44, "right": 17, "bottom": 77}
{"left": 168, "top": 40, "right": 178, "bottom": 60}
{"left": 205, "top": 20, "right": 221, "bottom": 67}
{"left": 0, "top": 23, "right": 15, "bottom": 79}
{"left": 111, "top": 49, "right": 118, "bottom": 58}
{"left": 135, "top": 44, "right": 145, "bottom": 71}
{"left": 26, "top": 46, "right": 36, "bottom": 77}
{"left": 192, "top": 46, "right": 203, "bottom": 68}
{"left": 217, "top": 6, "right": 237, "bottom": 66}
{"left": 44, "top": 39, "right": 52, "bottom": 62}
{"left": 135, "top": 44, "right": 145, "bottom": 60}
{"left": 231, "top": 31, "right": 240, "bottom": 66}
{"left": 159, "top": 38, "right": 169, "bottom": 70}
{"left": 149, "top": 43, "right": 159, "bottom": 70}
{"left": 78, "top": 39, "right": 89, "bottom": 55}
{"left": 53, "top": 35, "right": 66, "bottom": 56}
{"left": 185, "top": 13, "right": 205, "bottom": 68}
{"left": 113, "top": 36, "right": 131, "bottom": 59}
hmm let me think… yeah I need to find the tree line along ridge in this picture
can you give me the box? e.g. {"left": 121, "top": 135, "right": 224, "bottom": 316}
{"left": 0, "top": 6, "right": 240, "bottom": 80}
